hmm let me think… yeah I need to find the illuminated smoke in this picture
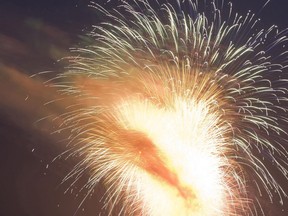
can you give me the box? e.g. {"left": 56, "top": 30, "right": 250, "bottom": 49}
{"left": 50, "top": 0, "right": 288, "bottom": 215}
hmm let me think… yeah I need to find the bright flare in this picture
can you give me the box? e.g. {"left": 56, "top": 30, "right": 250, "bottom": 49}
{"left": 53, "top": 0, "right": 288, "bottom": 215}
{"left": 116, "top": 98, "right": 228, "bottom": 215}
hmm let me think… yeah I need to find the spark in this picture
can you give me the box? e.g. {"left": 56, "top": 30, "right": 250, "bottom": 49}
{"left": 51, "top": 0, "right": 288, "bottom": 215}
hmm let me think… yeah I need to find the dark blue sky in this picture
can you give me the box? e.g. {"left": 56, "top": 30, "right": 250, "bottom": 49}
{"left": 2, "top": 0, "right": 288, "bottom": 29}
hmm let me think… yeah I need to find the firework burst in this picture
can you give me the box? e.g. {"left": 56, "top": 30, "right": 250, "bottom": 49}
{"left": 50, "top": 0, "right": 288, "bottom": 215}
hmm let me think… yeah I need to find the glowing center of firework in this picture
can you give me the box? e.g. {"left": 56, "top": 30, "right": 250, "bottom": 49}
{"left": 116, "top": 97, "right": 227, "bottom": 215}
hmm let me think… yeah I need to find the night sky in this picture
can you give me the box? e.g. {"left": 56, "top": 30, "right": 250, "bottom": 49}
{"left": 1, "top": 0, "right": 288, "bottom": 215}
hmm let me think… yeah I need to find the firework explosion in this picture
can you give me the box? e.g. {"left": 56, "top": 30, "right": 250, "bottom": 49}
{"left": 41, "top": 0, "right": 288, "bottom": 215}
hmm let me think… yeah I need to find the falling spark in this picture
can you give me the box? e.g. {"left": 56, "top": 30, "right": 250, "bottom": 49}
{"left": 46, "top": 0, "right": 288, "bottom": 215}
